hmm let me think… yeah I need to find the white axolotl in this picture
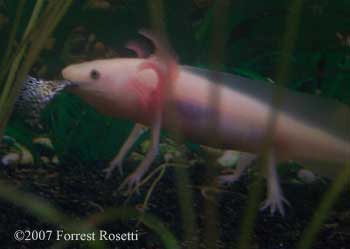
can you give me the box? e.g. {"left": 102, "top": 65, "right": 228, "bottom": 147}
{"left": 62, "top": 31, "right": 350, "bottom": 215}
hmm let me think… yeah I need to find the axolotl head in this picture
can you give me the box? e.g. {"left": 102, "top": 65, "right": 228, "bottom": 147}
{"left": 62, "top": 58, "right": 135, "bottom": 87}
{"left": 61, "top": 58, "right": 158, "bottom": 121}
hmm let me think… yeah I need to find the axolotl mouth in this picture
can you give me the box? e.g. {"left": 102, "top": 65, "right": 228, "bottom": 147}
{"left": 64, "top": 81, "right": 84, "bottom": 94}
{"left": 65, "top": 81, "right": 79, "bottom": 88}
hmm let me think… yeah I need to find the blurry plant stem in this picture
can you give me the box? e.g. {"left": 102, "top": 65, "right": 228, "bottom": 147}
{"left": 141, "top": 164, "right": 166, "bottom": 211}
{"left": 147, "top": 0, "right": 199, "bottom": 248}
{"left": 0, "top": 0, "right": 73, "bottom": 139}
{"left": 0, "top": 0, "right": 45, "bottom": 136}
{"left": 23, "top": 0, "right": 45, "bottom": 39}
{"left": 237, "top": 0, "right": 303, "bottom": 248}
{"left": 89, "top": 207, "right": 181, "bottom": 249}
{"left": 0, "top": 0, "right": 45, "bottom": 100}
{"left": 204, "top": 1, "right": 231, "bottom": 248}
{"left": 0, "top": 0, "right": 25, "bottom": 87}
{"left": 297, "top": 164, "right": 350, "bottom": 249}
{"left": 237, "top": 173, "right": 264, "bottom": 249}
{"left": 174, "top": 166, "right": 199, "bottom": 248}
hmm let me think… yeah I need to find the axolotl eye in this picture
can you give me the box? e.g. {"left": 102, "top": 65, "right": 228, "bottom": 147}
{"left": 90, "top": 69, "right": 100, "bottom": 80}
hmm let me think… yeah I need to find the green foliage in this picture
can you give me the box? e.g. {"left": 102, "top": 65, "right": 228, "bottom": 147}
{"left": 91, "top": 208, "right": 181, "bottom": 249}
{"left": 297, "top": 165, "right": 350, "bottom": 249}
{"left": 195, "top": 0, "right": 350, "bottom": 103}
{"left": 42, "top": 93, "right": 134, "bottom": 164}
{"left": 4, "top": 118, "right": 35, "bottom": 153}
{"left": 0, "top": 0, "right": 74, "bottom": 137}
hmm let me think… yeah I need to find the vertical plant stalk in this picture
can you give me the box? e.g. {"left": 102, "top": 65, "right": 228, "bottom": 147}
{"left": 0, "top": 0, "right": 26, "bottom": 87}
{"left": 263, "top": 0, "right": 304, "bottom": 147}
{"left": 6, "top": 0, "right": 72, "bottom": 104}
{"left": 237, "top": 174, "right": 264, "bottom": 249}
{"left": 147, "top": 0, "right": 199, "bottom": 247}
{"left": 89, "top": 207, "right": 181, "bottom": 249}
{"left": 22, "top": 0, "right": 45, "bottom": 39}
{"left": 297, "top": 165, "right": 350, "bottom": 249}
{"left": 0, "top": 0, "right": 73, "bottom": 138}
{"left": 204, "top": 1, "right": 231, "bottom": 249}
{"left": 238, "top": 1, "right": 304, "bottom": 249}
{"left": 0, "top": 0, "right": 45, "bottom": 116}
{"left": 0, "top": 0, "right": 46, "bottom": 126}
{"left": 174, "top": 166, "right": 199, "bottom": 248}
{"left": 148, "top": 0, "right": 166, "bottom": 36}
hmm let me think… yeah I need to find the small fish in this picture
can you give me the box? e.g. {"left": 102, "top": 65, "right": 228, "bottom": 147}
{"left": 14, "top": 76, "right": 73, "bottom": 127}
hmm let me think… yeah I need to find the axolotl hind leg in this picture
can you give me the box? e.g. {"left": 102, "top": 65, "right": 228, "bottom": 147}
{"left": 218, "top": 150, "right": 289, "bottom": 216}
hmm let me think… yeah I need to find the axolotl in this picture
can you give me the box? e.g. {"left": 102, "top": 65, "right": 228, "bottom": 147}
{"left": 61, "top": 31, "right": 350, "bottom": 215}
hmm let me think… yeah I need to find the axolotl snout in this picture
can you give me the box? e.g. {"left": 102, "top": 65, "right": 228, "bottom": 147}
{"left": 62, "top": 32, "right": 350, "bottom": 215}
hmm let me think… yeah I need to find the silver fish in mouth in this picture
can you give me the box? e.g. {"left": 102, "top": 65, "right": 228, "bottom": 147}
{"left": 13, "top": 75, "right": 74, "bottom": 127}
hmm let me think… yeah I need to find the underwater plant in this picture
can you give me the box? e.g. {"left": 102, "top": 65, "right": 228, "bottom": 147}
{"left": 0, "top": 1, "right": 73, "bottom": 138}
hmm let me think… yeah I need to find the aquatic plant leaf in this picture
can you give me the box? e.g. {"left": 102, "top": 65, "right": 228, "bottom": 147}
{"left": 42, "top": 93, "right": 134, "bottom": 163}
{"left": 89, "top": 207, "right": 181, "bottom": 249}
{"left": 0, "top": 0, "right": 73, "bottom": 138}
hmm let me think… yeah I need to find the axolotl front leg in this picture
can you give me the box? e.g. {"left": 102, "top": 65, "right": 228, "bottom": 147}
{"left": 119, "top": 109, "right": 162, "bottom": 192}
{"left": 113, "top": 32, "right": 178, "bottom": 192}
{"left": 104, "top": 123, "right": 147, "bottom": 177}
{"left": 103, "top": 39, "right": 153, "bottom": 179}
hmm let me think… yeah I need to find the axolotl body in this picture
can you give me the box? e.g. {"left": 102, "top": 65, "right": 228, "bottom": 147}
{"left": 62, "top": 32, "right": 350, "bottom": 215}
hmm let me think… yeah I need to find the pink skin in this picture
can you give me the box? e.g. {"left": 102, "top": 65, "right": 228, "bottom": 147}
{"left": 64, "top": 31, "right": 179, "bottom": 193}
{"left": 62, "top": 31, "right": 350, "bottom": 215}
{"left": 126, "top": 41, "right": 148, "bottom": 58}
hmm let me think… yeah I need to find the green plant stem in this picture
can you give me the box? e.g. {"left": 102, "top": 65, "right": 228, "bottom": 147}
{"left": 237, "top": 174, "right": 264, "bottom": 249}
{"left": 0, "top": 0, "right": 48, "bottom": 133}
{"left": 0, "top": 0, "right": 26, "bottom": 87}
{"left": 142, "top": 165, "right": 166, "bottom": 211}
{"left": 0, "top": 0, "right": 45, "bottom": 129}
{"left": 22, "top": 0, "right": 45, "bottom": 39}
{"left": 237, "top": 1, "right": 304, "bottom": 249}
{"left": 88, "top": 207, "right": 181, "bottom": 249}
{"left": 174, "top": 166, "right": 199, "bottom": 249}
{"left": 297, "top": 165, "right": 350, "bottom": 249}
{"left": 0, "top": 0, "right": 73, "bottom": 138}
